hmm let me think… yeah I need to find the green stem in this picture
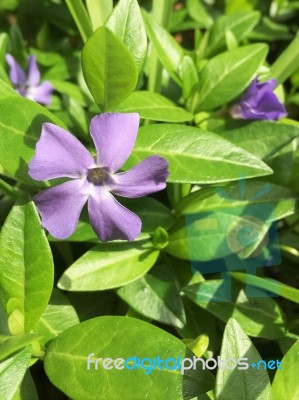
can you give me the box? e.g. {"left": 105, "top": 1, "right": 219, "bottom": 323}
{"left": 0, "top": 178, "right": 20, "bottom": 199}
{"left": 65, "top": 0, "right": 94, "bottom": 42}
{"left": 147, "top": 0, "right": 173, "bottom": 93}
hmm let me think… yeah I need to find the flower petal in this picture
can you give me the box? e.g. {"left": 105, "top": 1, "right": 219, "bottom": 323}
{"left": 88, "top": 186, "right": 141, "bottom": 241}
{"left": 255, "top": 92, "right": 287, "bottom": 120}
{"left": 29, "top": 123, "right": 95, "bottom": 181}
{"left": 111, "top": 156, "right": 169, "bottom": 198}
{"left": 5, "top": 54, "right": 26, "bottom": 86}
{"left": 90, "top": 113, "right": 140, "bottom": 172}
{"left": 26, "top": 81, "right": 53, "bottom": 105}
{"left": 33, "top": 179, "right": 89, "bottom": 239}
{"left": 27, "top": 56, "right": 40, "bottom": 86}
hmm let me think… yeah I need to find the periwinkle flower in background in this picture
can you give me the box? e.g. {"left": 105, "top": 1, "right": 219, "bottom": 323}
{"left": 6, "top": 54, "right": 53, "bottom": 105}
{"left": 230, "top": 77, "right": 287, "bottom": 121}
{"left": 29, "top": 113, "right": 169, "bottom": 241}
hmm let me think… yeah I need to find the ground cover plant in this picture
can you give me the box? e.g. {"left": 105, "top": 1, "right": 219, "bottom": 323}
{"left": 0, "top": 0, "right": 299, "bottom": 399}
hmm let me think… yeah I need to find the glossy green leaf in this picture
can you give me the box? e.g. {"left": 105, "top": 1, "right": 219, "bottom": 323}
{"left": 0, "top": 334, "right": 38, "bottom": 362}
{"left": 269, "top": 33, "right": 299, "bottom": 84}
{"left": 167, "top": 206, "right": 276, "bottom": 261}
{"left": 232, "top": 272, "right": 299, "bottom": 304}
{"left": 183, "top": 281, "right": 286, "bottom": 339}
{"left": 206, "top": 12, "right": 260, "bottom": 57}
{"left": 65, "top": 0, "right": 93, "bottom": 42}
{"left": 175, "top": 180, "right": 299, "bottom": 221}
{"left": 106, "top": 0, "right": 147, "bottom": 73}
{"left": 34, "top": 288, "right": 79, "bottom": 347}
{"left": 44, "top": 316, "right": 215, "bottom": 400}
{"left": 0, "top": 346, "right": 32, "bottom": 400}
{"left": 180, "top": 55, "right": 199, "bottom": 100}
{"left": 124, "top": 124, "right": 272, "bottom": 184}
{"left": 215, "top": 319, "right": 271, "bottom": 400}
{"left": 0, "top": 196, "right": 54, "bottom": 333}
{"left": 0, "top": 79, "right": 16, "bottom": 98}
{"left": 86, "top": 0, "right": 112, "bottom": 29}
{"left": 188, "top": 44, "right": 268, "bottom": 112}
{"left": 272, "top": 340, "right": 299, "bottom": 400}
{"left": 12, "top": 371, "right": 38, "bottom": 400}
{"left": 114, "top": 91, "right": 193, "bottom": 122}
{"left": 117, "top": 264, "right": 186, "bottom": 328}
{"left": 58, "top": 241, "right": 159, "bottom": 291}
{"left": 186, "top": 0, "right": 213, "bottom": 28}
{"left": 81, "top": 26, "right": 138, "bottom": 111}
{"left": 142, "top": 10, "right": 184, "bottom": 85}
{"left": 0, "top": 96, "right": 65, "bottom": 185}
{"left": 208, "top": 120, "right": 299, "bottom": 161}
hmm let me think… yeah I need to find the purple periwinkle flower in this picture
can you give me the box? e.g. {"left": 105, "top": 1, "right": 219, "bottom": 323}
{"left": 28, "top": 113, "right": 169, "bottom": 241}
{"left": 6, "top": 54, "right": 53, "bottom": 105}
{"left": 230, "top": 78, "right": 287, "bottom": 121}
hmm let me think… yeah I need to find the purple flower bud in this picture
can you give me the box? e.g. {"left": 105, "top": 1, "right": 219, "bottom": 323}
{"left": 28, "top": 113, "right": 169, "bottom": 242}
{"left": 5, "top": 54, "right": 53, "bottom": 105}
{"left": 230, "top": 78, "right": 287, "bottom": 121}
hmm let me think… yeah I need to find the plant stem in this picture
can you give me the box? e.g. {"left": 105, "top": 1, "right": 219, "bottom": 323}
{"left": 147, "top": 0, "right": 173, "bottom": 93}
{"left": 65, "top": 0, "right": 93, "bottom": 42}
{"left": 0, "top": 178, "right": 20, "bottom": 199}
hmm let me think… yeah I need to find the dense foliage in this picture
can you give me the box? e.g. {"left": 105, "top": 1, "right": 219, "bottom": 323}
{"left": 0, "top": 1, "right": 299, "bottom": 399}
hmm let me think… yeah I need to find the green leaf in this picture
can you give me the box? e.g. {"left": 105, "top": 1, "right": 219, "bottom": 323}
{"left": 58, "top": 241, "right": 159, "bottom": 291}
{"left": 34, "top": 288, "right": 79, "bottom": 347}
{"left": 44, "top": 316, "right": 215, "bottom": 400}
{"left": 117, "top": 264, "right": 186, "bottom": 328}
{"left": 268, "top": 33, "right": 299, "bottom": 84}
{"left": 206, "top": 12, "right": 260, "bottom": 57}
{"left": 142, "top": 10, "right": 184, "bottom": 85}
{"left": 49, "top": 79, "right": 88, "bottom": 106}
{"left": 0, "top": 334, "right": 38, "bottom": 362}
{"left": 175, "top": 180, "right": 299, "bottom": 221}
{"left": 272, "top": 340, "right": 299, "bottom": 400}
{"left": 0, "top": 196, "right": 54, "bottom": 333}
{"left": 106, "top": 0, "right": 147, "bottom": 73}
{"left": 12, "top": 371, "right": 38, "bottom": 400}
{"left": 86, "top": 0, "right": 112, "bottom": 29}
{"left": 215, "top": 319, "right": 271, "bottom": 400}
{"left": 207, "top": 120, "right": 299, "bottom": 161}
{"left": 65, "top": 0, "right": 93, "bottom": 42}
{"left": 186, "top": 0, "right": 213, "bottom": 28}
{"left": 0, "top": 96, "right": 65, "bottom": 185}
{"left": 232, "top": 272, "right": 299, "bottom": 304}
{"left": 167, "top": 208, "right": 275, "bottom": 261}
{"left": 0, "top": 78, "right": 18, "bottom": 98}
{"left": 0, "top": 346, "right": 32, "bottom": 400}
{"left": 183, "top": 281, "right": 286, "bottom": 339}
{"left": 114, "top": 91, "right": 193, "bottom": 122}
{"left": 81, "top": 26, "right": 138, "bottom": 111}
{"left": 188, "top": 44, "right": 268, "bottom": 112}
{"left": 124, "top": 124, "right": 272, "bottom": 184}
{"left": 180, "top": 55, "right": 199, "bottom": 100}
{"left": 0, "top": 32, "right": 8, "bottom": 62}
{"left": 43, "top": 55, "right": 80, "bottom": 81}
